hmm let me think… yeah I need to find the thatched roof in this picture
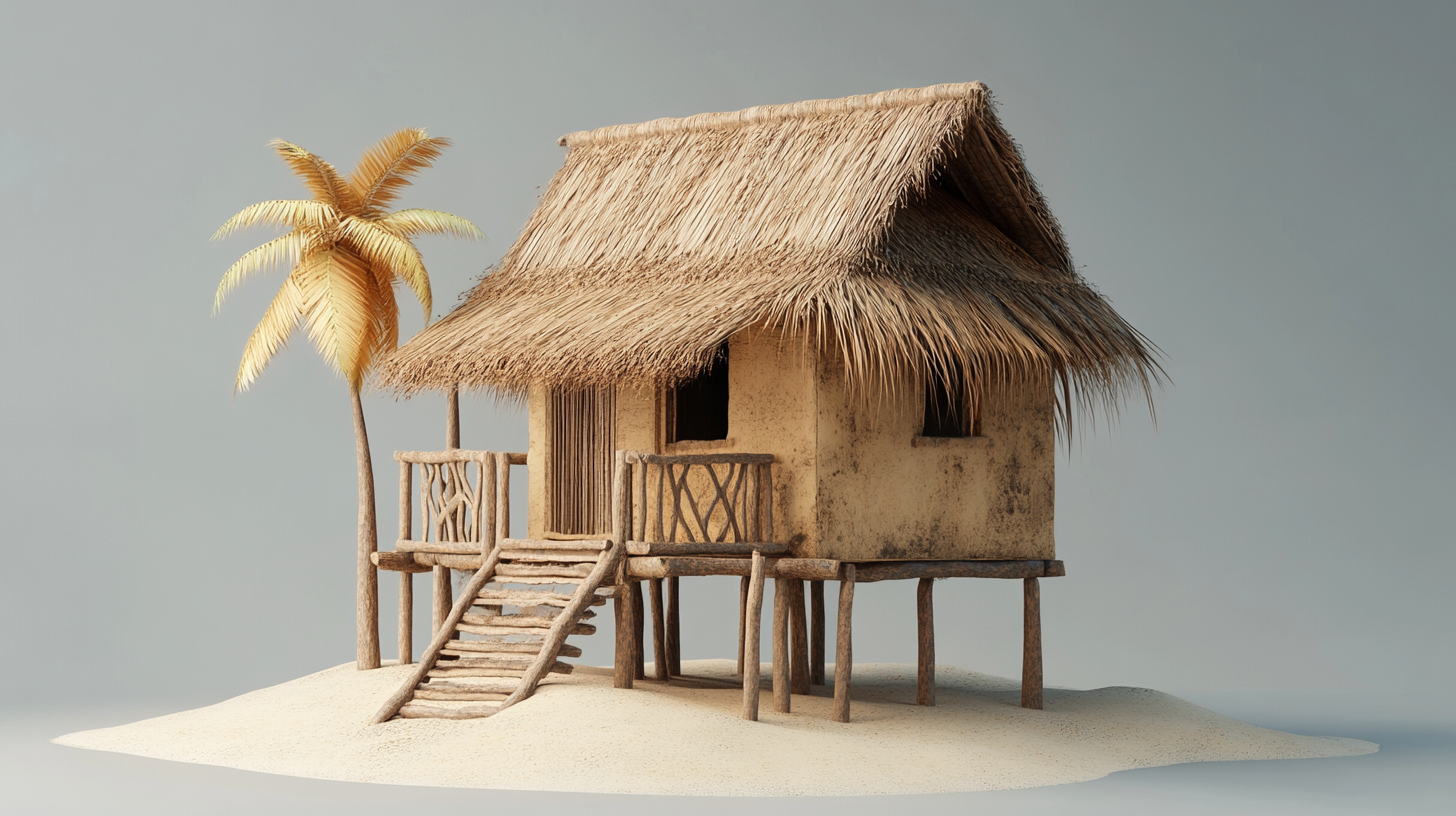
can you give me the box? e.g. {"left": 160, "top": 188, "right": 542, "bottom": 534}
{"left": 378, "top": 82, "right": 1161, "bottom": 425}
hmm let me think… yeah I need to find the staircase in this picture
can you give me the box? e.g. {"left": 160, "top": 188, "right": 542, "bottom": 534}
{"left": 373, "top": 538, "right": 621, "bottom": 722}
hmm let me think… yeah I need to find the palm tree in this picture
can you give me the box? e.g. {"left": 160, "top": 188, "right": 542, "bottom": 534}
{"left": 213, "top": 129, "right": 482, "bottom": 669}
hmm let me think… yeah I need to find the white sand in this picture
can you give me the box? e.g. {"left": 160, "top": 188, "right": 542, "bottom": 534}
{"left": 54, "top": 660, "right": 1375, "bottom": 795}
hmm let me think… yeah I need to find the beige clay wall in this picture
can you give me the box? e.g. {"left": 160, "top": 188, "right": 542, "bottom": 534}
{"left": 810, "top": 359, "right": 1056, "bottom": 561}
{"left": 527, "top": 328, "right": 1054, "bottom": 560}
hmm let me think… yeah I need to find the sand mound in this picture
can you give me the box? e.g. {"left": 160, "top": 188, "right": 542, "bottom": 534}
{"left": 54, "top": 660, "right": 1375, "bottom": 795}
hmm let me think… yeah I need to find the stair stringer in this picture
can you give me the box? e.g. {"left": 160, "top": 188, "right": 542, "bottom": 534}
{"left": 372, "top": 546, "right": 506, "bottom": 723}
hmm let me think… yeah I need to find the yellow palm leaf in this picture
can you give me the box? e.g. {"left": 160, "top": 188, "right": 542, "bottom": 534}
{"left": 348, "top": 128, "right": 450, "bottom": 216}
{"left": 271, "top": 140, "right": 363, "bottom": 214}
{"left": 295, "top": 246, "right": 380, "bottom": 390}
{"left": 213, "top": 200, "right": 337, "bottom": 241}
{"left": 337, "top": 216, "right": 431, "bottom": 320}
{"left": 376, "top": 209, "right": 485, "bottom": 241}
{"left": 235, "top": 272, "right": 305, "bottom": 393}
{"left": 213, "top": 231, "right": 314, "bottom": 315}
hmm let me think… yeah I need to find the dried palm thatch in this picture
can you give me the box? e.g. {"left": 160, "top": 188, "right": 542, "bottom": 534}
{"left": 377, "top": 83, "right": 1161, "bottom": 431}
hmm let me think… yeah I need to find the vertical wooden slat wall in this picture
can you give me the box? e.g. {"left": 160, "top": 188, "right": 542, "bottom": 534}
{"left": 548, "top": 387, "right": 617, "bottom": 535}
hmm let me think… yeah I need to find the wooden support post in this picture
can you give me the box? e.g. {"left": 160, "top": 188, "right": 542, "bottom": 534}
{"left": 398, "top": 460, "right": 413, "bottom": 666}
{"left": 445, "top": 384, "right": 460, "bottom": 450}
{"left": 666, "top": 576, "right": 681, "bottom": 677}
{"left": 613, "top": 584, "right": 634, "bottom": 689}
{"left": 1022, "top": 577, "right": 1043, "bottom": 710}
{"left": 432, "top": 566, "right": 453, "bottom": 636}
{"left": 736, "top": 575, "right": 749, "bottom": 675}
{"left": 398, "top": 571, "right": 413, "bottom": 665}
{"left": 916, "top": 576, "right": 935, "bottom": 706}
{"left": 772, "top": 577, "right": 791, "bottom": 713}
{"left": 789, "top": 579, "right": 810, "bottom": 695}
{"left": 631, "top": 580, "right": 646, "bottom": 681}
{"left": 809, "top": 579, "right": 825, "bottom": 685}
{"left": 741, "top": 551, "right": 766, "bottom": 721}
{"left": 833, "top": 564, "right": 855, "bottom": 723}
{"left": 649, "top": 577, "right": 668, "bottom": 680}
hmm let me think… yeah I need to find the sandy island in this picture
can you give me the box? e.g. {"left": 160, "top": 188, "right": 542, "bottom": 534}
{"left": 54, "top": 660, "right": 1375, "bottom": 796}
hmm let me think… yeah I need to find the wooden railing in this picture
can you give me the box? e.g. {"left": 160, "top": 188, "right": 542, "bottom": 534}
{"left": 393, "top": 450, "right": 526, "bottom": 556}
{"left": 621, "top": 451, "right": 777, "bottom": 554}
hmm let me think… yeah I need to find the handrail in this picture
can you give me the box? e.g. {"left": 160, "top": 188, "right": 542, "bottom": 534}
{"left": 620, "top": 449, "right": 775, "bottom": 547}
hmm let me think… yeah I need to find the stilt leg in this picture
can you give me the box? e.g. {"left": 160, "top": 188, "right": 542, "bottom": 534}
{"left": 649, "top": 577, "right": 668, "bottom": 680}
{"left": 1022, "top": 577, "right": 1043, "bottom": 710}
{"left": 833, "top": 565, "right": 855, "bottom": 723}
{"left": 809, "top": 579, "right": 825, "bottom": 685}
{"left": 741, "top": 552, "right": 766, "bottom": 720}
{"left": 916, "top": 577, "right": 935, "bottom": 706}
{"left": 431, "top": 566, "right": 452, "bottom": 637}
{"left": 631, "top": 580, "right": 646, "bottom": 680}
{"left": 398, "top": 571, "right": 413, "bottom": 666}
{"left": 773, "top": 577, "right": 791, "bottom": 713}
{"left": 737, "top": 575, "right": 749, "bottom": 675}
{"left": 614, "top": 583, "right": 635, "bottom": 689}
{"left": 790, "top": 579, "right": 810, "bottom": 695}
{"left": 667, "top": 576, "right": 681, "bottom": 676}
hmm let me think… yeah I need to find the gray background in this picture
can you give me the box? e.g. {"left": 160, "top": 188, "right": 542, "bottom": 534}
{"left": 1, "top": 1, "right": 1451, "bottom": 812}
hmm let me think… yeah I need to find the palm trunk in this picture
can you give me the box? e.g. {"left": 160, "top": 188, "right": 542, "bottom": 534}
{"left": 353, "top": 385, "right": 381, "bottom": 670}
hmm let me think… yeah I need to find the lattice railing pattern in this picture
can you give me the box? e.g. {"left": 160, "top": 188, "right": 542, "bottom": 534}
{"left": 623, "top": 451, "right": 774, "bottom": 545}
{"left": 395, "top": 450, "right": 500, "bottom": 555}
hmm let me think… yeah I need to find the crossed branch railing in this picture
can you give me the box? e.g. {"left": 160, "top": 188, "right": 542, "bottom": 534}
{"left": 623, "top": 451, "right": 775, "bottom": 547}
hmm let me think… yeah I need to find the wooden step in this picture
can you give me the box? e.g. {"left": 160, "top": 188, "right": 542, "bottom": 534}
{"left": 419, "top": 675, "right": 517, "bottom": 690}
{"left": 429, "top": 665, "right": 554, "bottom": 679}
{"left": 496, "top": 563, "right": 594, "bottom": 579}
{"left": 435, "top": 658, "right": 574, "bottom": 675}
{"left": 456, "top": 621, "right": 595, "bottom": 637}
{"left": 461, "top": 611, "right": 593, "bottom": 627}
{"left": 474, "top": 588, "right": 605, "bottom": 607}
{"left": 489, "top": 575, "right": 590, "bottom": 586}
{"left": 413, "top": 688, "right": 511, "bottom": 702}
{"left": 501, "top": 538, "right": 609, "bottom": 551}
{"left": 500, "top": 550, "right": 604, "bottom": 564}
{"left": 397, "top": 702, "right": 502, "bottom": 720}
{"left": 444, "top": 639, "right": 582, "bottom": 658}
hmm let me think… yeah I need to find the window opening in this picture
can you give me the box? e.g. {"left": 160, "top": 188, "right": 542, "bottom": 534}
{"left": 922, "top": 364, "right": 981, "bottom": 438}
{"left": 670, "top": 342, "right": 729, "bottom": 442}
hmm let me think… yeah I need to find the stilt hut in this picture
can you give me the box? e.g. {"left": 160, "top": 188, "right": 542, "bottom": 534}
{"left": 368, "top": 82, "right": 1160, "bottom": 723}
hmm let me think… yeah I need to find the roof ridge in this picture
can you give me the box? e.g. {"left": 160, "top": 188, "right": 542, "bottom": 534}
{"left": 557, "top": 81, "right": 987, "bottom": 147}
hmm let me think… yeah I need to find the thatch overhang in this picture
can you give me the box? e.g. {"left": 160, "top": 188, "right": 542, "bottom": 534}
{"left": 377, "top": 82, "right": 1161, "bottom": 427}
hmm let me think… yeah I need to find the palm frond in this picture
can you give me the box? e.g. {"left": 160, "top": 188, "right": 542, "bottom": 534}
{"left": 348, "top": 129, "right": 451, "bottom": 216}
{"left": 213, "top": 231, "right": 313, "bottom": 314}
{"left": 212, "top": 200, "right": 337, "bottom": 241}
{"left": 376, "top": 209, "right": 484, "bottom": 241}
{"left": 294, "top": 246, "right": 380, "bottom": 390}
{"left": 235, "top": 272, "right": 305, "bottom": 393}
{"left": 271, "top": 140, "right": 362, "bottom": 213}
{"left": 337, "top": 217, "right": 431, "bottom": 319}
{"left": 367, "top": 258, "right": 401, "bottom": 373}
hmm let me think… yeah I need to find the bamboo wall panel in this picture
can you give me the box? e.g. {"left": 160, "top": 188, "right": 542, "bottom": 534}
{"left": 548, "top": 388, "right": 617, "bottom": 535}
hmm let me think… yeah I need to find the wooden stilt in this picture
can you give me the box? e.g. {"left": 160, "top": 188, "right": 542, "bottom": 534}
{"left": 614, "top": 586, "right": 634, "bottom": 689}
{"left": 666, "top": 576, "right": 681, "bottom": 677}
{"left": 737, "top": 575, "right": 749, "bottom": 675}
{"left": 809, "top": 579, "right": 825, "bottom": 685}
{"left": 916, "top": 577, "right": 935, "bottom": 706}
{"left": 649, "top": 577, "right": 668, "bottom": 680}
{"left": 833, "top": 564, "right": 855, "bottom": 723}
{"left": 631, "top": 580, "right": 646, "bottom": 680}
{"left": 398, "top": 460, "right": 414, "bottom": 666}
{"left": 772, "top": 577, "right": 791, "bottom": 713}
{"left": 789, "top": 579, "right": 810, "bottom": 695}
{"left": 1022, "top": 577, "right": 1043, "bottom": 710}
{"left": 741, "top": 551, "right": 766, "bottom": 720}
{"left": 398, "top": 571, "right": 413, "bottom": 665}
{"left": 432, "top": 566, "right": 453, "bottom": 636}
